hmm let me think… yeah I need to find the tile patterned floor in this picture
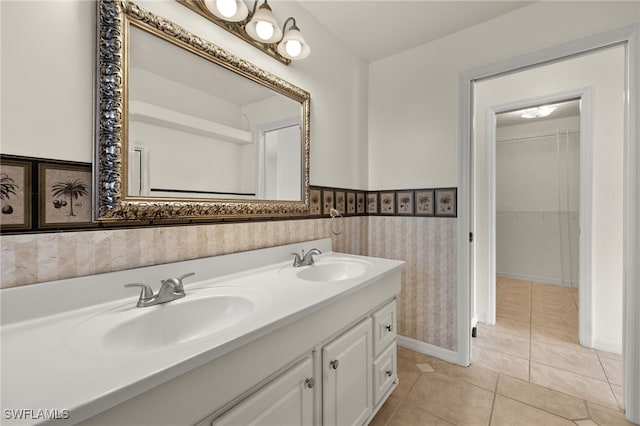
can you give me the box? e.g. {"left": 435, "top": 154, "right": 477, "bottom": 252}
{"left": 370, "top": 278, "right": 634, "bottom": 426}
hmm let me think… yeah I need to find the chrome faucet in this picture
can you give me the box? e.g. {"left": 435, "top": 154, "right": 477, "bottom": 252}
{"left": 291, "top": 248, "right": 322, "bottom": 267}
{"left": 125, "top": 272, "right": 195, "bottom": 308}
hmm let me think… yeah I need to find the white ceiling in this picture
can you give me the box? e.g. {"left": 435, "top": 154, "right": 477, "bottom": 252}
{"left": 297, "top": 1, "right": 534, "bottom": 63}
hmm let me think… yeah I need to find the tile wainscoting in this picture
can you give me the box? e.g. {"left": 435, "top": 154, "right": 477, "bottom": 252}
{"left": 368, "top": 216, "right": 457, "bottom": 351}
{"left": 0, "top": 217, "right": 367, "bottom": 289}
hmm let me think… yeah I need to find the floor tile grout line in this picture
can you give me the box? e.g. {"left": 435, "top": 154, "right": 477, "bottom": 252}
{"left": 381, "top": 368, "right": 425, "bottom": 426}
{"left": 392, "top": 369, "right": 460, "bottom": 426}
{"left": 496, "top": 387, "right": 591, "bottom": 423}
{"left": 486, "top": 374, "right": 500, "bottom": 426}
{"left": 529, "top": 359, "right": 611, "bottom": 383}
{"left": 595, "top": 348, "right": 623, "bottom": 409}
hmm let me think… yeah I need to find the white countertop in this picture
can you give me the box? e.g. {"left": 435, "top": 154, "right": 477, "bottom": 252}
{"left": 0, "top": 240, "right": 403, "bottom": 426}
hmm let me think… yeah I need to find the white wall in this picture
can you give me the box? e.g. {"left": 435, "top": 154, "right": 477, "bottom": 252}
{"left": 368, "top": 1, "right": 640, "bottom": 190}
{"left": 475, "top": 46, "right": 625, "bottom": 350}
{"left": 0, "top": 0, "right": 369, "bottom": 189}
{"left": 496, "top": 116, "right": 580, "bottom": 286}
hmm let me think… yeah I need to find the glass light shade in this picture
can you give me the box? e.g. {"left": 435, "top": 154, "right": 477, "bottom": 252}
{"left": 245, "top": 2, "right": 282, "bottom": 43}
{"left": 203, "top": 0, "right": 248, "bottom": 22}
{"left": 277, "top": 26, "right": 310, "bottom": 60}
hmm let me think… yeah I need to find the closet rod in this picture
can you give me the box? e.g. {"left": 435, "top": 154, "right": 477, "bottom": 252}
{"left": 496, "top": 129, "right": 580, "bottom": 144}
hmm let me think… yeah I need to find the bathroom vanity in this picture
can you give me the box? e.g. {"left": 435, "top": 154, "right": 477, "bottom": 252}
{"left": 1, "top": 239, "right": 403, "bottom": 425}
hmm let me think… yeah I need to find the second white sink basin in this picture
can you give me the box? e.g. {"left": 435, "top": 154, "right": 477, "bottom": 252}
{"left": 68, "top": 286, "right": 266, "bottom": 352}
{"left": 295, "top": 257, "right": 373, "bottom": 282}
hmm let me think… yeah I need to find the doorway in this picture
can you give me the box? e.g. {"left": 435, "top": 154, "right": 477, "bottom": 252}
{"left": 487, "top": 97, "right": 587, "bottom": 338}
{"left": 471, "top": 97, "right": 624, "bottom": 408}
{"left": 456, "top": 25, "right": 639, "bottom": 423}
{"left": 256, "top": 119, "right": 302, "bottom": 200}
{"left": 495, "top": 100, "right": 581, "bottom": 292}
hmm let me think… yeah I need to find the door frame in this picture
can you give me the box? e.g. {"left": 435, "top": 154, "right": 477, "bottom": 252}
{"left": 483, "top": 88, "right": 593, "bottom": 350}
{"left": 456, "top": 23, "right": 639, "bottom": 422}
{"left": 255, "top": 117, "right": 301, "bottom": 199}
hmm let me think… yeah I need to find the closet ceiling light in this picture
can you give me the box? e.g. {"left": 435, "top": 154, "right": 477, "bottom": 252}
{"left": 521, "top": 105, "right": 558, "bottom": 119}
{"left": 196, "top": 0, "right": 311, "bottom": 64}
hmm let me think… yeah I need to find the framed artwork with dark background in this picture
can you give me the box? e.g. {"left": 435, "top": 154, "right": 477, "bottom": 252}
{"left": 0, "top": 157, "right": 32, "bottom": 231}
{"left": 39, "top": 162, "right": 93, "bottom": 228}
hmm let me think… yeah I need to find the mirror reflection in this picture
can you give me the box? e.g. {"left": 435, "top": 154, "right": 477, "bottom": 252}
{"left": 128, "top": 25, "right": 303, "bottom": 201}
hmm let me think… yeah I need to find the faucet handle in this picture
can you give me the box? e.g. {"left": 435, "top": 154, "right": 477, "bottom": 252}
{"left": 169, "top": 272, "right": 195, "bottom": 293}
{"left": 124, "top": 283, "right": 155, "bottom": 301}
{"left": 291, "top": 252, "right": 302, "bottom": 266}
{"left": 177, "top": 272, "right": 196, "bottom": 283}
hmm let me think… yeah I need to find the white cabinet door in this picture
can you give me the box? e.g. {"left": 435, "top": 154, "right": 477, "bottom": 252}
{"left": 322, "top": 318, "right": 373, "bottom": 426}
{"left": 212, "top": 356, "right": 315, "bottom": 426}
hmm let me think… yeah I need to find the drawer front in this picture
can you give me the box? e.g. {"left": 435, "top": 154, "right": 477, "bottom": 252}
{"left": 372, "top": 342, "right": 397, "bottom": 405}
{"left": 372, "top": 300, "right": 397, "bottom": 356}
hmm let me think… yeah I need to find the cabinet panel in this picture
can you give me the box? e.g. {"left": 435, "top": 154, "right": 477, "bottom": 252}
{"left": 212, "top": 356, "right": 315, "bottom": 426}
{"left": 373, "top": 342, "right": 397, "bottom": 405}
{"left": 372, "top": 300, "right": 396, "bottom": 356}
{"left": 322, "top": 318, "right": 372, "bottom": 426}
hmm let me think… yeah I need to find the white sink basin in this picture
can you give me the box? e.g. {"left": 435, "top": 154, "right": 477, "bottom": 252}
{"left": 68, "top": 286, "right": 265, "bottom": 352}
{"left": 295, "top": 257, "right": 373, "bottom": 282}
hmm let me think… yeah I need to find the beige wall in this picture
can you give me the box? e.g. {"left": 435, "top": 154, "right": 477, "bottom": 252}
{"left": 368, "top": 1, "right": 639, "bottom": 190}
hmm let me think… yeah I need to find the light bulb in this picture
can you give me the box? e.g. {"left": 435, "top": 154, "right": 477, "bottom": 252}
{"left": 216, "top": 0, "right": 237, "bottom": 18}
{"left": 285, "top": 40, "right": 302, "bottom": 57}
{"left": 255, "top": 21, "right": 274, "bottom": 41}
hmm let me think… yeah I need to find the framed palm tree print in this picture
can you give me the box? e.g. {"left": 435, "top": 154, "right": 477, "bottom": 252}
{"left": 0, "top": 157, "right": 32, "bottom": 231}
{"left": 435, "top": 188, "right": 457, "bottom": 217}
{"left": 39, "top": 162, "right": 93, "bottom": 228}
{"left": 415, "top": 189, "right": 435, "bottom": 216}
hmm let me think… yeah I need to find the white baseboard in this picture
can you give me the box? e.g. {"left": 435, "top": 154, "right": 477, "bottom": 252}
{"left": 592, "top": 337, "right": 622, "bottom": 355}
{"left": 497, "top": 272, "right": 578, "bottom": 288}
{"left": 397, "top": 335, "right": 459, "bottom": 365}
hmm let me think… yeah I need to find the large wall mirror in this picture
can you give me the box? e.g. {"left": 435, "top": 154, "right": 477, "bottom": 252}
{"left": 95, "top": 0, "right": 310, "bottom": 221}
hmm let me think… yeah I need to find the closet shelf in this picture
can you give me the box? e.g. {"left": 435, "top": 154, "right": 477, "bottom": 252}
{"left": 129, "top": 101, "right": 253, "bottom": 145}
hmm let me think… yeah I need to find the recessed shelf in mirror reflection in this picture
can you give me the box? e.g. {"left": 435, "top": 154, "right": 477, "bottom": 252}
{"left": 95, "top": 0, "right": 310, "bottom": 221}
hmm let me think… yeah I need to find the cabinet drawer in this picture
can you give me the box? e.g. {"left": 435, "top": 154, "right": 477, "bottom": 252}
{"left": 373, "top": 342, "right": 397, "bottom": 405}
{"left": 372, "top": 300, "right": 397, "bottom": 356}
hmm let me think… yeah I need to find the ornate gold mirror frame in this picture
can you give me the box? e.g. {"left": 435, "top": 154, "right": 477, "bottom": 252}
{"left": 94, "top": 0, "right": 310, "bottom": 222}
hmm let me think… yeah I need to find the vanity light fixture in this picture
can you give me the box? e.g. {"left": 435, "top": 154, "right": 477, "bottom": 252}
{"left": 244, "top": 1, "right": 283, "bottom": 43}
{"left": 521, "top": 105, "right": 558, "bottom": 119}
{"left": 180, "top": 0, "right": 311, "bottom": 64}
{"left": 277, "top": 18, "right": 310, "bottom": 60}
